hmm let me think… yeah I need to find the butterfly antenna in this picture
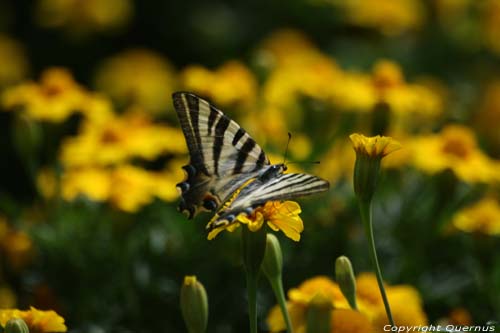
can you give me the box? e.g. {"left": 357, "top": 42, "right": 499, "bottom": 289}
{"left": 283, "top": 132, "right": 292, "bottom": 165}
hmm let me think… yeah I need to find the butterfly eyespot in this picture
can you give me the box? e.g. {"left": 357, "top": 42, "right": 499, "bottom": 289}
{"left": 226, "top": 214, "right": 236, "bottom": 222}
{"left": 203, "top": 199, "right": 217, "bottom": 211}
{"left": 244, "top": 207, "right": 254, "bottom": 215}
{"left": 176, "top": 182, "right": 190, "bottom": 193}
{"left": 182, "top": 165, "right": 197, "bottom": 177}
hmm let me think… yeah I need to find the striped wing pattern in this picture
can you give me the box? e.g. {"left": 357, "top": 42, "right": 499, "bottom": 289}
{"left": 208, "top": 172, "right": 329, "bottom": 230}
{"left": 173, "top": 92, "right": 270, "bottom": 218}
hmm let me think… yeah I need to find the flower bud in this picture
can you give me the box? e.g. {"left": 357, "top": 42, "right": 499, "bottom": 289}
{"left": 335, "top": 256, "right": 358, "bottom": 310}
{"left": 350, "top": 134, "right": 401, "bottom": 202}
{"left": 306, "top": 294, "right": 332, "bottom": 333}
{"left": 5, "top": 318, "right": 29, "bottom": 333}
{"left": 261, "top": 234, "right": 283, "bottom": 281}
{"left": 180, "top": 276, "right": 208, "bottom": 333}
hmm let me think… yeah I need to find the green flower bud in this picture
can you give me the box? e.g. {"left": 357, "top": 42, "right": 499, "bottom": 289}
{"left": 180, "top": 276, "right": 208, "bottom": 333}
{"left": 5, "top": 318, "right": 29, "bottom": 333}
{"left": 12, "top": 114, "right": 42, "bottom": 164}
{"left": 306, "top": 294, "right": 332, "bottom": 333}
{"left": 261, "top": 233, "right": 283, "bottom": 281}
{"left": 335, "top": 256, "right": 358, "bottom": 310}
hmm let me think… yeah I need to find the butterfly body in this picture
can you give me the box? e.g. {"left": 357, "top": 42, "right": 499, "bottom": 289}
{"left": 172, "top": 92, "right": 329, "bottom": 232}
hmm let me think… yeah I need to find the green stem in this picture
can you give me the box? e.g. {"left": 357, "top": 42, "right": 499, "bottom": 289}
{"left": 269, "top": 277, "right": 293, "bottom": 333}
{"left": 359, "top": 200, "right": 395, "bottom": 326}
{"left": 242, "top": 227, "right": 267, "bottom": 333}
{"left": 246, "top": 271, "right": 258, "bottom": 333}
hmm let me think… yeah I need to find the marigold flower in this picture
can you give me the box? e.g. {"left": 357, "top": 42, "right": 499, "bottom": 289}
{"left": 350, "top": 134, "right": 402, "bottom": 159}
{"left": 331, "top": 0, "right": 425, "bottom": 36}
{"left": 180, "top": 61, "right": 257, "bottom": 107}
{"left": 266, "top": 276, "right": 372, "bottom": 333}
{"left": 207, "top": 201, "right": 304, "bottom": 242}
{"left": 0, "top": 307, "right": 67, "bottom": 332}
{"left": 409, "top": 125, "right": 499, "bottom": 184}
{"left": 57, "top": 163, "right": 182, "bottom": 212}
{"left": 94, "top": 49, "right": 176, "bottom": 114}
{"left": 36, "top": 0, "right": 132, "bottom": 34}
{"left": 452, "top": 197, "right": 500, "bottom": 235}
{"left": 60, "top": 111, "right": 186, "bottom": 167}
{"left": 1, "top": 68, "right": 110, "bottom": 123}
{"left": 267, "top": 273, "right": 428, "bottom": 333}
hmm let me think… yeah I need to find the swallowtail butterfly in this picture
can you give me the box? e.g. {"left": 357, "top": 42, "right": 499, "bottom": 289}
{"left": 172, "top": 92, "right": 329, "bottom": 232}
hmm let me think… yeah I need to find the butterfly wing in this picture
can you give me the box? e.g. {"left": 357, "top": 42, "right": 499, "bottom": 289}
{"left": 207, "top": 172, "right": 329, "bottom": 231}
{"left": 173, "top": 92, "right": 270, "bottom": 218}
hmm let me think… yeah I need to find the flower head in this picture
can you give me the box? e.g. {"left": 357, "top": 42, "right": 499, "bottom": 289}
{"left": 452, "top": 197, "right": 500, "bottom": 235}
{"left": 350, "top": 134, "right": 401, "bottom": 202}
{"left": 350, "top": 134, "right": 402, "bottom": 159}
{"left": 94, "top": 49, "right": 176, "bottom": 114}
{"left": 207, "top": 201, "right": 304, "bottom": 242}
{"left": 0, "top": 307, "right": 67, "bottom": 332}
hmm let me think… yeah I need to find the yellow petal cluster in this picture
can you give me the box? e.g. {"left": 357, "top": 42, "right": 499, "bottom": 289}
{"left": 350, "top": 134, "right": 402, "bottom": 159}
{"left": 0, "top": 307, "right": 67, "bottom": 332}
{"left": 409, "top": 125, "right": 500, "bottom": 184}
{"left": 94, "top": 49, "right": 176, "bottom": 114}
{"left": 1, "top": 68, "right": 113, "bottom": 123}
{"left": 266, "top": 273, "right": 427, "bottom": 333}
{"left": 41, "top": 163, "right": 183, "bottom": 213}
{"left": 330, "top": 0, "right": 425, "bottom": 36}
{"left": 36, "top": 0, "right": 132, "bottom": 34}
{"left": 180, "top": 60, "right": 257, "bottom": 107}
{"left": 208, "top": 201, "right": 304, "bottom": 242}
{"left": 452, "top": 197, "right": 500, "bottom": 235}
{"left": 60, "top": 111, "right": 186, "bottom": 167}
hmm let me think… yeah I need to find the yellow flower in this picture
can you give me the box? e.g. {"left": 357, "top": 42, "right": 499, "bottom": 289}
{"left": 59, "top": 163, "right": 182, "bottom": 212}
{"left": 0, "top": 35, "right": 29, "bottom": 86}
{"left": 94, "top": 49, "right": 176, "bottom": 114}
{"left": 60, "top": 110, "right": 186, "bottom": 167}
{"left": 1, "top": 68, "right": 106, "bottom": 123}
{"left": 61, "top": 166, "right": 111, "bottom": 202}
{"left": 266, "top": 276, "right": 372, "bottom": 333}
{"left": 331, "top": 0, "right": 425, "bottom": 36}
{"left": 180, "top": 61, "right": 257, "bottom": 107}
{"left": 452, "top": 197, "right": 500, "bottom": 235}
{"left": 208, "top": 201, "right": 304, "bottom": 242}
{"left": 409, "top": 125, "right": 499, "bottom": 184}
{"left": 255, "top": 29, "right": 319, "bottom": 69}
{"left": 0, "top": 306, "right": 67, "bottom": 332}
{"left": 350, "top": 134, "right": 402, "bottom": 159}
{"left": 267, "top": 274, "right": 427, "bottom": 332}
{"left": 36, "top": 0, "right": 132, "bottom": 34}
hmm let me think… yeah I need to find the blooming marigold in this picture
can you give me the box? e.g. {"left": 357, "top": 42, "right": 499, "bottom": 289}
{"left": 94, "top": 49, "right": 176, "bottom": 114}
{"left": 452, "top": 197, "right": 500, "bottom": 235}
{"left": 267, "top": 273, "right": 428, "bottom": 333}
{"left": 208, "top": 201, "right": 304, "bottom": 241}
{"left": 409, "top": 125, "right": 499, "bottom": 184}
{"left": 0, "top": 307, "right": 67, "bottom": 332}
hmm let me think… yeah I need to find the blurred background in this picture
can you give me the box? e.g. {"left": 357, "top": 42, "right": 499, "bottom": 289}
{"left": 0, "top": 0, "right": 499, "bottom": 332}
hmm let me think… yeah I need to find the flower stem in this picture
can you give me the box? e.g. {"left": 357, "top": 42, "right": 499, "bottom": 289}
{"left": 246, "top": 272, "right": 258, "bottom": 333}
{"left": 359, "top": 200, "right": 395, "bottom": 326}
{"left": 269, "top": 277, "right": 293, "bottom": 333}
{"left": 242, "top": 226, "right": 267, "bottom": 333}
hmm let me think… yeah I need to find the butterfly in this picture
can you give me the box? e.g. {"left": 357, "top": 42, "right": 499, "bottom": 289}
{"left": 172, "top": 92, "right": 329, "bottom": 232}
